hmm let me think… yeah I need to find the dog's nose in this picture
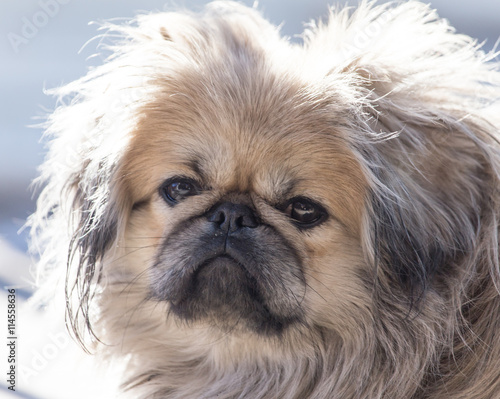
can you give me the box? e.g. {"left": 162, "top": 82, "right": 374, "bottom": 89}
{"left": 207, "top": 202, "right": 259, "bottom": 233}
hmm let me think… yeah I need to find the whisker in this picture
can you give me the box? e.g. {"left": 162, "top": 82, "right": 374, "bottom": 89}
{"left": 119, "top": 267, "right": 152, "bottom": 296}
{"left": 107, "top": 246, "right": 157, "bottom": 265}
{"left": 300, "top": 271, "right": 333, "bottom": 304}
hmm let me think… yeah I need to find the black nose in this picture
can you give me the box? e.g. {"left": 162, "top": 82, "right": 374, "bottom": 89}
{"left": 207, "top": 202, "right": 259, "bottom": 233}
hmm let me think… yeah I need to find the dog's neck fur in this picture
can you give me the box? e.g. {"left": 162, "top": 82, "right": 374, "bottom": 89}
{"left": 94, "top": 280, "right": 441, "bottom": 399}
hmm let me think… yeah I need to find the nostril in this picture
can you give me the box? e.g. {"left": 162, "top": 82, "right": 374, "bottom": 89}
{"left": 237, "top": 214, "right": 258, "bottom": 229}
{"left": 208, "top": 210, "right": 226, "bottom": 226}
{"left": 235, "top": 215, "right": 246, "bottom": 229}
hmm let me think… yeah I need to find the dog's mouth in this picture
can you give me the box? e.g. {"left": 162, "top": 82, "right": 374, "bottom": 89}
{"left": 168, "top": 255, "right": 282, "bottom": 331}
{"left": 167, "top": 254, "right": 302, "bottom": 335}
{"left": 150, "top": 220, "right": 306, "bottom": 335}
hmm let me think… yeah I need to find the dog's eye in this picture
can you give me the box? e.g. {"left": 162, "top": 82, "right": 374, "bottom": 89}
{"left": 160, "top": 178, "right": 200, "bottom": 205}
{"left": 284, "top": 198, "right": 327, "bottom": 228}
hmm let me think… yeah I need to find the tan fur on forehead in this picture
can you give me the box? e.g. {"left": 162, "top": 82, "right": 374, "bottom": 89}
{"left": 122, "top": 67, "right": 366, "bottom": 233}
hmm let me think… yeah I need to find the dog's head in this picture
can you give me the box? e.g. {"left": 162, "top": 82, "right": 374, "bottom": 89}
{"left": 32, "top": 1, "right": 500, "bottom": 397}
{"left": 123, "top": 82, "right": 367, "bottom": 336}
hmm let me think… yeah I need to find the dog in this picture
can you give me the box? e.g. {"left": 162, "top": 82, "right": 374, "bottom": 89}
{"left": 31, "top": 1, "right": 500, "bottom": 397}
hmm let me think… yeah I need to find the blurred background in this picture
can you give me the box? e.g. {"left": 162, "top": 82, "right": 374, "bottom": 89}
{"left": 0, "top": 1, "right": 499, "bottom": 398}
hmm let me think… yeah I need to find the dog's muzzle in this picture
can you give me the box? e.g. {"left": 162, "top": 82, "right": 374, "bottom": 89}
{"left": 150, "top": 200, "right": 306, "bottom": 334}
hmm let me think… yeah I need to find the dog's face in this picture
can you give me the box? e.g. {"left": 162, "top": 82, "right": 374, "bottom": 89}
{"left": 33, "top": 2, "right": 500, "bottom": 397}
{"left": 121, "top": 70, "right": 367, "bottom": 336}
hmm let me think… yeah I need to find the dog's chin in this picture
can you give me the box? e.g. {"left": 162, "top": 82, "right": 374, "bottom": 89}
{"left": 167, "top": 255, "right": 298, "bottom": 335}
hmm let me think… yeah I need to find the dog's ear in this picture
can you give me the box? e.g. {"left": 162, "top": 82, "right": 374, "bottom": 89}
{"left": 364, "top": 151, "right": 480, "bottom": 303}
{"left": 355, "top": 96, "right": 499, "bottom": 306}
{"left": 65, "top": 166, "right": 123, "bottom": 343}
{"left": 314, "top": 2, "right": 500, "bottom": 304}
{"left": 350, "top": 55, "right": 499, "bottom": 302}
{"left": 32, "top": 118, "right": 129, "bottom": 347}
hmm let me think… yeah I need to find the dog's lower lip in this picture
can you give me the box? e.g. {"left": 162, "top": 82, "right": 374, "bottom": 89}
{"left": 192, "top": 254, "right": 253, "bottom": 291}
{"left": 197, "top": 254, "right": 241, "bottom": 272}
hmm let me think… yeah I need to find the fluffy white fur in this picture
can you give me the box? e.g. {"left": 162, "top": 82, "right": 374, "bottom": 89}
{"left": 31, "top": 1, "right": 500, "bottom": 398}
